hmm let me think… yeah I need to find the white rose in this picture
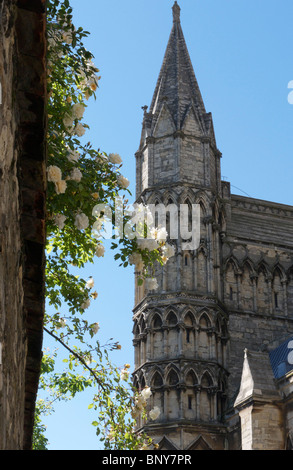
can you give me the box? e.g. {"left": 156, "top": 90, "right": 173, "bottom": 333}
{"left": 149, "top": 406, "right": 160, "bottom": 421}
{"left": 128, "top": 253, "right": 144, "bottom": 271}
{"left": 55, "top": 180, "right": 67, "bottom": 194}
{"left": 72, "top": 103, "right": 85, "bottom": 120}
{"left": 63, "top": 114, "right": 74, "bottom": 130}
{"left": 135, "top": 394, "right": 147, "bottom": 411}
{"left": 74, "top": 123, "right": 86, "bottom": 137}
{"left": 67, "top": 149, "right": 80, "bottom": 163}
{"left": 81, "top": 298, "right": 91, "bottom": 310}
{"left": 75, "top": 213, "right": 89, "bottom": 230}
{"left": 47, "top": 165, "right": 62, "bottom": 183}
{"left": 150, "top": 226, "right": 168, "bottom": 241}
{"left": 109, "top": 153, "right": 122, "bottom": 165}
{"left": 53, "top": 213, "right": 67, "bottom": 230}
{"left": 141, "top": 386, "right": 152, "bottom": 400}
{"left": 120, "top": 369, "right": 129, "bottom": 381}
{"left": 137, "top": 238, "right": 158, "bottom": 252}
{"left": 95, "top": 244, "right": 105, "bottom": 258}
{"left": 69, "top": 167, "right": 82, "bottom": 182}
{"left": 86, "top": 277, "right": 94, "bottom": 290}
{"left": 117, "top": 175, "right": 130, "bottom": 189}
{"left": 163, "top": 243, "right": 175, "bottom": 259}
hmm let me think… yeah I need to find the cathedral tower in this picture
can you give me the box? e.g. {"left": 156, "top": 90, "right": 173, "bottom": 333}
{"left": 133, "top": 2, "right": 229, "bottom": 450}
{"left": 132, "top": 2, "right": 293, "bottom": 451}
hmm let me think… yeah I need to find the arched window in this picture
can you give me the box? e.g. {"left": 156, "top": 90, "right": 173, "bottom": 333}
{"left": 198, "top": 313, "right": 211, "bottom": 360}
{"left": 224, "top": 259, "right": 238, "bottom": 306}
{"left": 272, "top": 267, "right": 285, "bottom": 313}
{"left": 200, "top": 372, "right": 213, "bottom": 421}
{"left": 167, "top": 369, "right": 179, "bottom": 386}
{"left": 166, "top": 311, "right": 177, "bottom": 326}
{"left": 186, "top": 370, "right": 198, "bottom": 387}
{"left": 152, "top": 313, "right": 162, "bottom": 329}
{"left": 152, "top": 313, "right": 163, "bottom": 358}
{"left": 151, "top": 371, "right": 164, "bottom": 389}
{"left": 240, "top": 263, "right": 254, "bottom": 311}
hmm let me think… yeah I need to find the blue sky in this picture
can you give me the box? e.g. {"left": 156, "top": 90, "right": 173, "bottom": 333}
{"left": 43, "top": 0, "right": 293, "bottom": 449}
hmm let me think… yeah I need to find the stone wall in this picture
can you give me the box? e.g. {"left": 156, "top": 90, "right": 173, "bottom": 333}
{"left": 0, "top": 0, "right": 47, "bottom": 450}
{"left": 221, "top": 195, "right": 293, "bottom": 398}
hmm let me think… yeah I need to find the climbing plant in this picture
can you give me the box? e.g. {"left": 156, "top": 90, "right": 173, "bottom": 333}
{"left": 34, "top": 0, "right": 174, "bottom": 450}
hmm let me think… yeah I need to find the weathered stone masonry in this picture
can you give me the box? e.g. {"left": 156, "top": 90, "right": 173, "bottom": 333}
{"left": 0, "top": 0, "right": 47, "bottom": 450}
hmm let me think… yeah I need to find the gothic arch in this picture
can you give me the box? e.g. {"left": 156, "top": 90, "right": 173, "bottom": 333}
{"left": 150, "top": 312, "right": 164, "bottom": 358}
{"left": 240, "top": 260, "right": 255, "bottom": 311}
{"left": 224, "top": 257, "right": 240, "bottom": 306}
{"left": 198, "top": 312, "right": 212, "bottom": 360}
{"left": 139, "top": 316, "right": 146, "bottom": 334}
{"left": 183, "top": 309, "right": 196, "bottom": 326}
{"left": 256, "top": 260, "right": 270, "bottom": 279}
{"left": 241, "top": 257, "right": 256, "bottom": 276}
{"left": 272, "top": 263, "right": 286, "bottom": 283}
{"left": 166, "top": 368, "right": 180, "bottom": 386}
{"left": 198, "top": 311, "right": 212, "bottom": 329}
{"left": 150, "top": 369, "right": 164, "bottom": 389}
{"left": 165, "top": 366, "right": 180, "bottom": 419}
{"left": 224, "top": 256, "right": 241, "bottom": 274}
{"left": 183, "top": 368, "right": 199, "bottom": 420}
{"left": 133, "top": 321, "right": 139, "bottom": 337}
{"left": 272, "top": 264, "right": 286, "bottom": 312}
{"left": 179, "top": 187, "right": 195, "bottom": 205}
{"left": 194, "top": 190, "right": 210, "bottom": 214}
{"left": 150, "top": 311, "right": 163, "bottom": 329}
{"left": 166, "top": 309, "right": 178, "bottom": 326}
{"left": 162, "top": 190, "right": 177, "bottom": 206}
{"left": 165, "top": 310, "right": 179, "bottom": 357}
{"left": 146, "top": 191, "right": 163, "bottom": 206}
{"left": 199, "top": 371, "right": 214, "bottom": 421}
{"left": 256, "top": 261, "right": 271, "bottom": 314}
{"left": 200, "top": 370, "right": 214, "bottom": 387}
{"left": 185, "top": 369, "right": 199, "bottom": 386}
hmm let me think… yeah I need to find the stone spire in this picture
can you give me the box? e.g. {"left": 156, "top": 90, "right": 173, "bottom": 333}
{"left": 149, "top": 2, "right": 206, "bottom": 130}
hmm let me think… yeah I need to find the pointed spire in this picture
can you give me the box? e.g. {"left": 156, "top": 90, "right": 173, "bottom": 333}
{"left": 149, "top": 2, "right": 206, "bottom": 129}
{"left": 172, "top": 1, "right": 181, "bottom": 23}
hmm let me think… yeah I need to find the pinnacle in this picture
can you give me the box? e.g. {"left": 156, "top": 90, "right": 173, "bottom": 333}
{"left": 172, "top": 1, "right": 181, "bottom": 23}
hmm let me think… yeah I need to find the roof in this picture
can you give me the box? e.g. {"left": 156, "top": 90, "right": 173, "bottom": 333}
{"left": 234, "top": 349, "right": 281, "bottom": 408}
